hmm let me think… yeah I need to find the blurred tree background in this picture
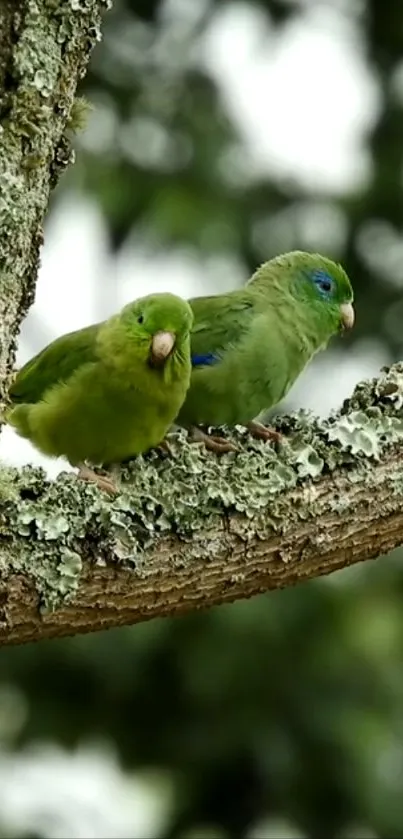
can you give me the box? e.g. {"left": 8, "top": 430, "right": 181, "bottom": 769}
{"left": 1, "top": 0, "right": 403, "bottom": 835}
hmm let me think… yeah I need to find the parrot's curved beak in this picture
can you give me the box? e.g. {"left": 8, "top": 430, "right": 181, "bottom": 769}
{"left": 340, "top": 302, "right": 355, "bottom": 331}
{"left": 150, "top": 331, "right": 176, "bottom": 365}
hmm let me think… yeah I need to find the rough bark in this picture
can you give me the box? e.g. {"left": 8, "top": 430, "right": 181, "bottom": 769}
{"left": 0, "top": 361, "right": 403, "bottom": 646}
{"left": 0, "top": 0, "right": 110, "bottom": 407}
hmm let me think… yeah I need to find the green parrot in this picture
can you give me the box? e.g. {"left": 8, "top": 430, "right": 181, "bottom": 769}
{"left": 6, "top": 292, "right": 193, "bottom": 493}
{"left": 177, "top": 250, "right": 355, "bottom": 452}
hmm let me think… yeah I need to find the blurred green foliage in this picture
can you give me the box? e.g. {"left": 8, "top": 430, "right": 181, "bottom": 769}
{"left": 68, "top": 0, "right": 403, "bottom": 357}
{"left": 5, "top": 0, "right": 403, "bottom": 835}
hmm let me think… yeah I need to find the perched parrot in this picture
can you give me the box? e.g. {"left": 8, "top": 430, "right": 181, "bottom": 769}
{"left": 177, "top": 250, "right": 355, "bottom": 452}
{"left": 6, "top": 292, "right": 193, "bottom": 493}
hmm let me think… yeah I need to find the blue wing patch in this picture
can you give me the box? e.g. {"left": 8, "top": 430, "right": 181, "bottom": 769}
{"left": 191, "top": 352, "right": 220, "bottom": 367}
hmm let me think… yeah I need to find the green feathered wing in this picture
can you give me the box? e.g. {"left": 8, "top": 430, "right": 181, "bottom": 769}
{"left": 187, "top": 292, "right": 256, "bottom": 361}
{"left": 9, "top": 324, "right": 100, "bottom": 405}
{"left": 177, "top": 289, "right": 288, "bottom": 428}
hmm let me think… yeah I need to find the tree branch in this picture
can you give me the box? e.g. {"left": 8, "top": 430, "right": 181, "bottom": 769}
{"left": 0, "top": 0, "right": 110, "bottom": 407}
{"left": 0, "top": 363, "right": 403, "bottom": 646}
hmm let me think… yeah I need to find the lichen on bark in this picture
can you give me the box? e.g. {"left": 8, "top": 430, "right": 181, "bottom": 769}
{"left": 1, "top": 362, "right": 403, "bottom": 630}
{"left": 0, "top": 0, "right": 110, "bottom": 406}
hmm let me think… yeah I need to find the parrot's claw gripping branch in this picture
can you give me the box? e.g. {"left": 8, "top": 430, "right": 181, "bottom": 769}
{"left": 190, "top": 426, "right": 239, "bottom": 454}
{"left": 156, "top": 439, "right": 174, "bottom": 457}
{"left": 246, "top": 421, "right": 283, "bottom": 445}
{"left": 76, "top": 464, "right": 118, "bottom": 496}
{"left": 189, "top": 423, "right": 283, "bottom": 454}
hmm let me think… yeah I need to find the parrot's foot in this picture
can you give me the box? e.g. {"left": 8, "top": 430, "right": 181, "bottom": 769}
{"left": 246, "top": 420, "right": 283, "bottom": 445}
{"left": 156, "top": 439, "right": 174, "bottom": 456}
{"left": 190, "top": 427, "right": 239, "bottom": 454}
{"left": 76, "top": 464, "right": 118, "bottom": 495}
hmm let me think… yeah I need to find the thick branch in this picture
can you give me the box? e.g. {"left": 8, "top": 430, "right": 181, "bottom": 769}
{"left": 0, "top": 0, "right": 110, "bottom": 405}
{"left": 0, "top": 363, "right": 403, "bottom": 646}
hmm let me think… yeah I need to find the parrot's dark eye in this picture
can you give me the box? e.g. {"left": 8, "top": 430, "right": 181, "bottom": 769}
{"left": 137, "top": 315, "right": 144, "bottom": 324}
{"left": 312, "top": 270, "right": 334, "bottom": 298}
{"left": 319, "top": 279, "right": 332, "bottom": 292}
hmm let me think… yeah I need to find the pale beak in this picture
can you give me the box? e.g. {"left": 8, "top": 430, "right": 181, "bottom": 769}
{"left": 340, "top": 302, "right": 355, "bottom": 330}
{"left": 151, "top": 331, "right": 176, "bottom": 364}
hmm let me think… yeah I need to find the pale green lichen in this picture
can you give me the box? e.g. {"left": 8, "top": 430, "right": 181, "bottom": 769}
{"left": 0, "top": 0, "right": 111, "bottom": 402}
{"left": 40, "top": 549, "right": 82, "bottom": 614}
{"left": 14, "top": 3, "right": 60, "bottom": 98}
{"left": 326, "top": 409, "right": 403, "bottom": 459}
{"left": 287, "top": 439, "right": 324, "bottom": 479}
{"left": 1, "top": 364, "right": 403, "bottom": 613}
{"left": 341, "top": 362, "right": 403, "bottom": 413}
